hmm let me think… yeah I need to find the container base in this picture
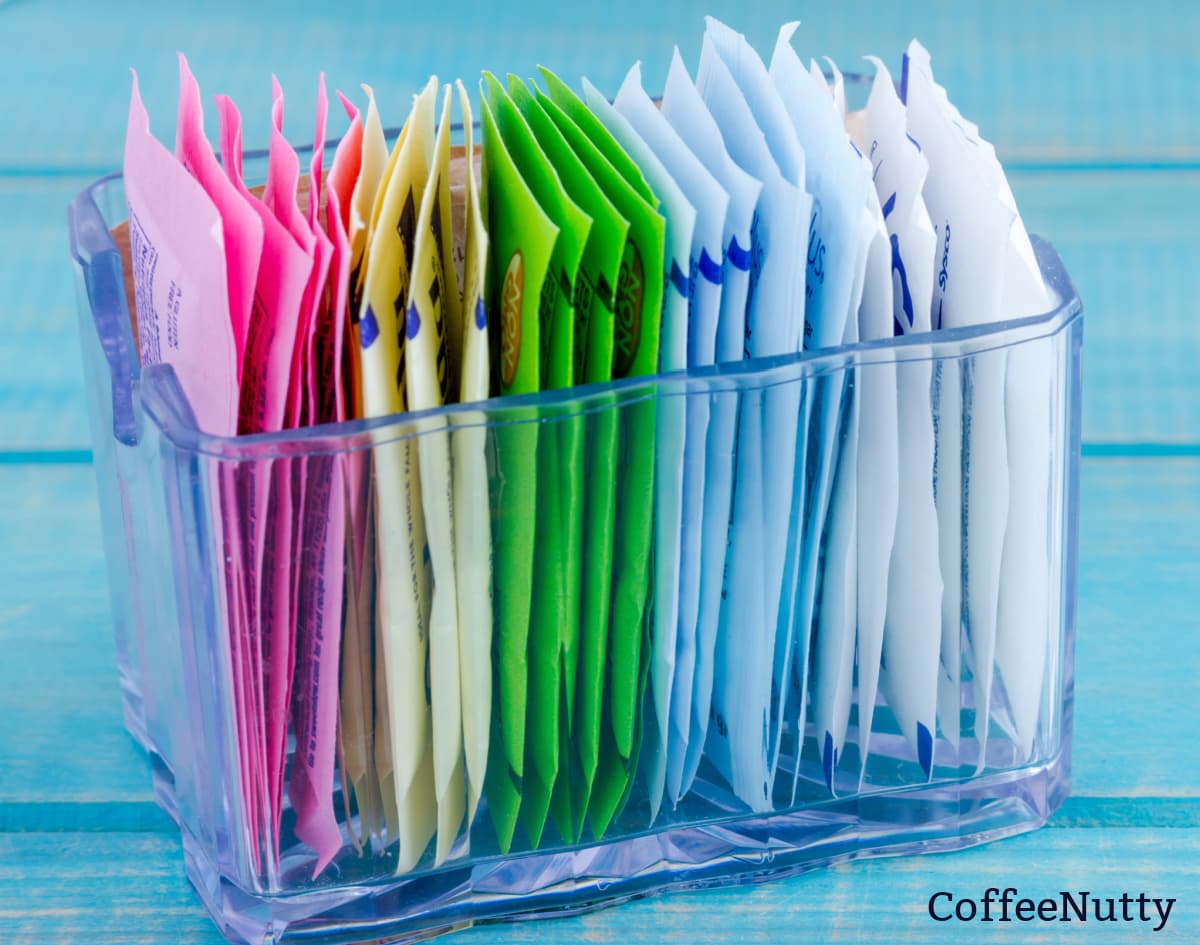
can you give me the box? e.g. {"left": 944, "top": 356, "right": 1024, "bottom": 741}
{"left": 179, "top": 750, "right": 1069, "bottom": 945}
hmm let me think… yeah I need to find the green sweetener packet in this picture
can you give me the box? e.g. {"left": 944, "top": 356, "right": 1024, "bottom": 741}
{"left": 478, "top": 84, "right": 559, "bottom": 853}
{"left": 510, "top": 76, "right": 625, "bottom": 842}
{"left": 482, "top": 73, "right": 592, "bottom": 848}
{"left": 538, "top": 69, "right": 665, "bottom": 839}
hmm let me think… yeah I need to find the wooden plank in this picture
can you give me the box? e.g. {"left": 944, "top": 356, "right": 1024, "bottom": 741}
{"left": 0, "top": 458, "right": 1195, "bottom": 814}
{"left": 4, "top": 171, "right": 1200, "bottom": 450}
{"left": 0, "top": 465, "right": 152, "bottom": 807}
{"left": 0, "top": 828, "right": 1195, "bottom": 944}
{"left": 1014, "top": 172, "right": 1200, "bottom": 444}
{"left": 0, "top": 176, "right": 92, "bottom": 450}
{"left": 1073, "top": 457, "right": 1200, "bottom": 796}
{"left": 0, "top": 2, "right": 1196, "bottom": 170}
{"left": 0, "top": 833, "right": 222, "bottom": 945}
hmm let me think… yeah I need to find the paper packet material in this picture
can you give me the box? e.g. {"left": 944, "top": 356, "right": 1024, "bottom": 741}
{"left": 357, "top": 77, "right": 439, "bottom": 872}
{"left": 170, "top": 60, "right": 272, "bottom": 871}
{"left": 404, "top": 84, "right": 467, "bottom": 865}
{"left": 612, "top": 63, "right": 729, "bottom": 806}
{"left": 540, "top": 68, "right": 664, "bottom": 837}
{"left": 903, "top": 40, "right": 1050, "bottom": 762}
{"left": 660, "top": 48, "right": 762, "bottom": 800}
{"left": 287, "top": 75, "right": 349, "bottom": 873}
{"left": 259, "top": 79, "right": 321, "bottom": 860}
{"left": 849, "top": 183, "right": 899, "bottom": 784}
{"left": 126, "top": 70, "right": 267, "bottom": 862}
{"left": 325, "top": 91, "right": 385, "bottom": 850}
{"left": 581, "top": 75, "right": 695, "bottom": 824}
{"left": 360, "top": 98, "right": 403, "bottom": 850}
{"left": 174, "top": 55, "right": 263, "bottom": 384}
{"left": 768, "top": 27, "right": 872, "bottom": 798}
{"left": 698, "top": 17, "right": 810, "bottom": 809}
{"left": 215, "top": 88, "right": 314, "bottom": 865}
{"left": 478, "top": 79, "right": 558, "bottom": 852}
{"left": 346, "top": 87, "right": 389, "bottom": 410}
{"left": 449, "top": 81, "right": 494, "bottom": 827}
{"left": 126, "top": 72, "right": 240, "bottom": 435}
{"left": 860, "top": 57, "right": 943, "bottom": 773}
{"left": 508, "top": 76, "right": 624, "bottom": 841}
{"left": 809, "top": 60, "right": 904, "bottom": 790}
{"left": 483, "top": 71, "right": 589, "bottom": 847}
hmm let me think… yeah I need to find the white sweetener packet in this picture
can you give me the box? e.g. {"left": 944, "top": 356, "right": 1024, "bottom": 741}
{"left": 903, "top": 40, "right": 1051, "bottom": 763}
{"left": 860, "top": 57, "right": 944, "bottom": 775}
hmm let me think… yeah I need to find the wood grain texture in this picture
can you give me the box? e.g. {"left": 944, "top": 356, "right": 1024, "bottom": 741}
{"left": 1073, "top": 458, "right": 1200, "bottom": 796}
{"left": 1014, "top": 172, "right": 1200, "bottom": 444}
{"left": 0, "top": 176, "right": 92, "bottom": 450}
{"left": 0, "top": 465, "right": 152, "bottom": 807}
{"left": 1, "top": 829, "right": 1196, "bottom": 944}
{"left": 7, "top": 172, "right": 1200, "bottom": 451}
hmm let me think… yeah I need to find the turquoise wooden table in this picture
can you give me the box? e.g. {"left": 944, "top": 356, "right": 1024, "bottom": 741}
{"left": 1, "top": 1, "right": 1197, "bottom": 942}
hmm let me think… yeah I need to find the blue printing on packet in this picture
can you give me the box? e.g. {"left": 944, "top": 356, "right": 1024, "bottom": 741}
{"left": 360, "top": 305, "right": 380, "bottom": 348}
{"left": 726, "top": 235, "right": 752, "bottom": 272}
{"left": 669, "top": 259, "right": 690, "bottom": 297}
{"left": 698, "top": 247, "right": 723, "bottom": 285}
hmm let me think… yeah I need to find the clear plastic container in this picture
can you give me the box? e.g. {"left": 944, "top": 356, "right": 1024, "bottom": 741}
{"left": 69, "top": 143, "right": 1082, "bottom": 945}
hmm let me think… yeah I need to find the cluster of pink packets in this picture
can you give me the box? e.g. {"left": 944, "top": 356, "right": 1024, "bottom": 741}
{"left": 124, "top": 56, "right": 369, "bottom": 875}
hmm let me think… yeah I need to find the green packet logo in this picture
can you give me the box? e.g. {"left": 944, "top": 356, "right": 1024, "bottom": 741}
{"left": 614, "top": 241, "right": 643, "bottom": 377}
{"left": 500, "top": 251, "right": 523, "bottom": 388}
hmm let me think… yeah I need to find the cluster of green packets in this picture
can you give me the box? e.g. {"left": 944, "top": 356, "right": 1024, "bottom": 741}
{"left": 479, "top": 69, "right": 667, "bottom": 852}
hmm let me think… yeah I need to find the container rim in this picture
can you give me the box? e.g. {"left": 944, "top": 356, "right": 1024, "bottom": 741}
{"left": 69, "top": 163, "right": 1082, "bottom": 461}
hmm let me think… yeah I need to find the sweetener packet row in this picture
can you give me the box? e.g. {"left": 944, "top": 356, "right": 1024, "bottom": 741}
{"left": 122, "top": 16, "right": 1050, "bottom": 874}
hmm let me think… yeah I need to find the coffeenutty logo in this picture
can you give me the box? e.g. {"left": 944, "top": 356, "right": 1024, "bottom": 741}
{"left": 614, "top": 241, "right": 643, "bottom": 377}
{"left": 500, "top": 251, "right": 523, "bottom": 388}
{"left": 929, "top": 888, "right": 1176, "bottom": 933}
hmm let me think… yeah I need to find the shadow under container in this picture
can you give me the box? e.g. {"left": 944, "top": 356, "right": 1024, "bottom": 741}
{"left": 70, "top": 159, "right": 1083, "bottom": 945}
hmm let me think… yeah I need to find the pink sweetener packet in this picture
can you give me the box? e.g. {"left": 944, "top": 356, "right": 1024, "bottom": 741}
{"left": 125, "top": 74, "right": 267, "bottom": 866}
{"left": 326, "top": 92, "right": 383, "bottom": 853}
{"left": 174, "top": 46, "right": 266, "bottom": 790}
{"left": 317, "top": 89, "right": 357, "bottom": 432}
{"left": 303, "top": 76, "right": 335, "bottom": 422}
{"left": 333, "top": 91, "right": 367, "bottom": 427}
{"left": 171, "top": 58, "right": 274, "bottom": 868}
{"left": 174, "top": 54, "right": 263, "bottom": 382}
{"left": 123, "top": 71, "right": 238, "bottom": 436}
{"left": 283, "top": 80, "right": 333, "bottom": 672}
{"left": 285, "top": 86, "right": 334, "bottom": 772}
{"left": 217, "top": 512, "right": 268, "bottom": 875}
{"left": 260, "top": 80, "right": 329, "bottom": 856}
{"left": 265, "top": 78, "right": 322, "bottom": 431}
{"left": 215, "top": 94, "right": 310, "bottom": 437}
{"left": 216, "top": 92, "right": 313, "bottom": 864}
{"left": 328, "top": 93, "right": 372, "bottom": 598}
{"left": 320, "top": 108, "right": 352, "bottom": 428}
{"left": 291, "top": 450, "right": 347, "bottom": 873}
{"left": 259, "top": 459, "right": 296, "bottom": 859}
{"left": 261, "top": 79, "right": 340, "bottom": 858}
{"left": 288, "top": 75, "right": 350, "bottom": 874}
{"left": 328, "top": 93, "right": 363, "bottom": 244}
{"left": 211, "top": 92, "right": 275, "bottom": 873}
